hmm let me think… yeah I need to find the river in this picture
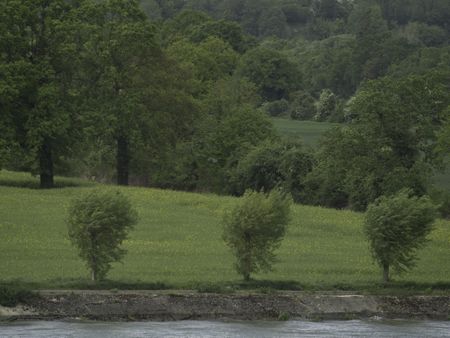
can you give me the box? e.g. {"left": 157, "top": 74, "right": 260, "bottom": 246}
{"left": 1, "top": 320, "right": 450, "bottom": 337}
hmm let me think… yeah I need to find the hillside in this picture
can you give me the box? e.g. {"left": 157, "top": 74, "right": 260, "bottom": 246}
{"left": 1, "top": 170, "right": 449, "bottom": 291}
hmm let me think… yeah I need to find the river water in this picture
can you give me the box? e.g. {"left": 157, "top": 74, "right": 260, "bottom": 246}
{"left": 1, "top": 320, "right": 450, "bottom": 337}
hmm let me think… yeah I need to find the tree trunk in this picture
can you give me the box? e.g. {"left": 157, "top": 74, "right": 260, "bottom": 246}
{"left": 39, "top": 141, "right": 54, "bottom": 189}
{"left": 383, "top": 263, "right": 390, "bottom": 284}
{"left": 91, "top": 269, "right": 96, "bottom": 282}
{"left": 242, "top": 232, "right": 252, "bottom": 282}
{"left": 243, "top": 271, "right": 250, "bottom": 282}
{"left": 116, "top": 135, "right": 129, "bottom": 186}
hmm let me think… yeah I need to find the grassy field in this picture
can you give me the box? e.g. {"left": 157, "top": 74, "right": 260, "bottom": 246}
{"left": 1, "top": 170, "right": 449, "bottom": 292}
{"left": 271, "top": 118, "right": 338, "bottom": 146}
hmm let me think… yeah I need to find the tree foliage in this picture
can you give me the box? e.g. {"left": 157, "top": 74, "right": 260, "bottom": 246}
{"left": 0, "top": 0, "right": 81, "bottom": 188}
{"left": 314, "top": 89, "right": 336, "bottom": 121}
{"left": 308, "top": 72, "right": 450, "bottom": 211}
{"left": 78, "top": 0, "right": 197, "bottom": 186}
{"left": 233, "top": 141, "right": 314, "bottom": 202}
{"left": 67, "top": 190, "right": 138, "bottom": 281}
{"left": 222, "top": 189, "right": 291, "bottom": 281}
{"left": 237, "top": 46, "right": 301, "bottom": 101}
{"left": 1, "top": 0, "right": 449, "bottom": 205}
{"left": 364, "top": 190, "right": 437, "bottom": 283}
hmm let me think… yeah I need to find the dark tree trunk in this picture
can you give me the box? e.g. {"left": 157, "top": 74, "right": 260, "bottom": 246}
{"left": 39, "top": 141, "right": 54, "bottom": 189}
{"left": 383, "top": 263, "right": 390, "bottom": 284}
{"left": 116, "top": 135, "right": 129, "bottom": 186}
{"left": 243, "top": 232, "right": 252, "bottom": 282}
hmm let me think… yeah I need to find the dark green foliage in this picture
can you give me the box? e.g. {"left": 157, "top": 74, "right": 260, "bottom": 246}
{"left": 314, "top": 89, "right": 336, "bottom": 121}
{"left": 1, "top": 0, "right": 449, "bottom": 206}
{"left": 289, "top": 91, "right": 317, "bottom": 120}
{"left": 202, "top": 77, "right": 261, "bottom": 117}
{"left": 167, "top": 36, "right": 238, "bottom": 85}
{"left": 281, "top": 4, "right": 311, "bottom": 24}
{"left": 429, "top": 189, "right": 450, "bottom": 219}
{"left": 401, "top": 22, "right": 448, "bottom": 47}
{"left": 308, "top": 73, "right": 450, "bottom": 211}
{"left": 297, "top": 35, "right": 357, "bottom": 98}
{"left": 79, "top": 0, "right": 197, "bottom": 186}
{"left": 258, "top": 7, "right": 289, "bottom": 38}
{"left": 67, "top": 190, "right": 138, "bottom": 281}
{"left": 0, "top": 285, "right": 37, "bottom": 307}
{"left": 152, "top": 106, "right": 276, "bottom": 193}
{"left": 312, "top": 0, "right": 347, "bottom": 20}
{"left": 364, "top": 190, "right": 437, "bottom": 283}
{"left": 233, "top": 141, "right": 314, "bottom": 202}
{"left": 201, "top": 107, "right": 277, "bottom": 192}
{"left": 262, "top": 99, "right": 290, "bottom": 117}
{"left": 222, "top": 189, "right": 291, "bottom": 281}
{"left": 189, "top": 19, "right": 250, "bottom": 53}
{"left": 139, "top": 0, "right": 162, "bottom": 20}
{"left": 0, "top": 0, "right": 81, "bottom": 188}
{"left": 163, "top": 10, "right": 211, "bottom": 42}
{"left": 437, "top": 112, "right": 450, "bottom": 160}
{"left": 349, "top": 2, "right": 390, "bottom": 81}
{"left": 388, "top": 47, "right": 450, "bottom": 78}
{"left": 237, "top": 46, "right": 301, "bottom": 101}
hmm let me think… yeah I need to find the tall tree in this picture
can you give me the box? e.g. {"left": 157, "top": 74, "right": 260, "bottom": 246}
{"left": 307, "top": 72, "right": 450, "bottom": 210}
{"left": 0, "top": 0, "right": 80, "bottom": 188}
{"left": 349, "top": 2, "right": 390, "bottom": 81}
{"left": 78, "top": 0, "right": 196, "bottom": 185}
{"left": 364, "top": 190, "right": 436, "bottom": 283}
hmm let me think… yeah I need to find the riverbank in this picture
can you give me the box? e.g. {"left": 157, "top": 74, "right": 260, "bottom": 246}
{"left": 1, "top": 291, "right": 449, "bottom": 321}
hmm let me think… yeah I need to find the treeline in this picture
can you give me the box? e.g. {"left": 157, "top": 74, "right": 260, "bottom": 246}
{"left": 1, "top": 0, "right": 449, "bottom": 213}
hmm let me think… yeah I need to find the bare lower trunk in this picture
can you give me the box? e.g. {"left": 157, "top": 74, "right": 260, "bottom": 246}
{"left": 39, "top": 141, "right": 54, "bottom": 189}
{"left": 383, "top": 263, "right": 389, "bottom": 284}
{"left": 243, "top": 232, "right": 251, "bottom": 282}
{"left": 116, "top": 135, "right": 129, "bottom": 186}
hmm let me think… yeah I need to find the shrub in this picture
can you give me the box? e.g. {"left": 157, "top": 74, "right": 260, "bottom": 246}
{"left": 314, "top": 89, "right": 336, "bottom": 121}
{"left": 364, "top": 190, "right": 437, "bottom": 283}
{"left": 429, "top": 188, "right": 450, "bottom": 219}
{"left": 289, "top": 91, "right": 316, "bottom": 120}
{"left": 67, "top": 190, "right": 138, "bottom": 281}
{"left": 222, "top": 189, "right": 291, "bottom": 281}
{"left": 233, "top": 140, "right": 314, "bottom": 202}
{"left": 0, "top": 285, "right": 37, "bottom": 307}
{"left": 261, "top": 99, "right": 289, "bottom": 117}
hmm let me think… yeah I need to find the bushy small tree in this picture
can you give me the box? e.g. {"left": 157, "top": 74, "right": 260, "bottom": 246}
{"left": 364, "top": 190, "right": 437, "bottom": 283}
{"left": 67, "top": 190, "right": 138, "bottom": 281}
{"left": 314, "top": 89, "right": 336, "bottom": 121}
{"left": 289, "top": 91, "right": 316, "bottom": 120}
{"left": 222, "top": 189, "right": 291, "bottom": 281}
{"left": 233, "top": 140, "right": 314, "bottom": 202}
{"left": 262, "top": 99, "right": 289, "bottom": 117}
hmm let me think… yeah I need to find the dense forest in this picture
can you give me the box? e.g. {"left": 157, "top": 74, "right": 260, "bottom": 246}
{"left": 0, "top": 0, "right": 449, "bottom": 212}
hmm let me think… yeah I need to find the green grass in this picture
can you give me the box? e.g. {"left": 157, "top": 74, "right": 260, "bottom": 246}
{"left": 271, "top": 118, "right": 338, "bottom": 146}
{"left": 1, "top": 170, "right": 449, "bottom": 293}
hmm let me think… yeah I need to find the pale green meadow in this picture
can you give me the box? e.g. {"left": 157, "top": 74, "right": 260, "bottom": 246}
{"left": 0, "top": 170, "right": 449, "bottom": 291}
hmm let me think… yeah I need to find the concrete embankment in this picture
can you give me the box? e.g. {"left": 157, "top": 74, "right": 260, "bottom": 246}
{"left": 1, "top": 291, "right": 449, "bottom": 321}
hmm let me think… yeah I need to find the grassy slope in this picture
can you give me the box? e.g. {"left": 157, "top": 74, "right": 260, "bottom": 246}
{"left": 271, "top": 118, "right": 450, "bottom": 190}
{"left": 1, "top": 170, "right": 449, "bottom": 291}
